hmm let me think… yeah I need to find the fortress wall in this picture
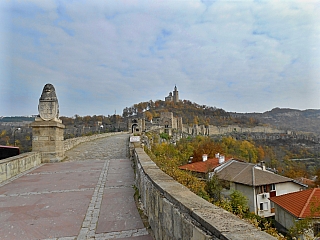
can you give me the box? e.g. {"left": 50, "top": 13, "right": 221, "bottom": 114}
{"left": 182, "top": 125, "right": 285, "bottom": 135}
{"left": 132, "top": 146, "right": 276, "bottom": 240}
{"left": 207, "top": 125, "right": 285, "bottom": 135}
{"left": 0, "top": 152, "right": 41, "bottom": 183}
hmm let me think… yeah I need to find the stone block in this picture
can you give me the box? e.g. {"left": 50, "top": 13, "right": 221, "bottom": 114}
{"left": 162, "top": 198, "right": 173, "bottom": 239}
{"left": 173, "top": 207, "right": 182, "bottom": 239}
{"left": 192, "top": 225, "right": 215, "bottom": 240}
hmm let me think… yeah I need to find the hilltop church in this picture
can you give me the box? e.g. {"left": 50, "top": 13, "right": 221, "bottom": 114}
{"left": 165, "top": 85, "right": 179, "bottom": 103}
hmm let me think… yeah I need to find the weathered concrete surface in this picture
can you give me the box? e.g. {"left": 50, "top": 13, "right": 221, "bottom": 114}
{"left": 0, "top": 134, "right": 153, "bottom": 240}
{"left": 132, "top": 147, "right": 277, "bottom": 240}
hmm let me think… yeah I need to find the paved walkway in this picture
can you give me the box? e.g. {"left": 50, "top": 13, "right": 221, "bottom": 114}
{"left": 0, "top": 134, "right": 153, "bottom": 240}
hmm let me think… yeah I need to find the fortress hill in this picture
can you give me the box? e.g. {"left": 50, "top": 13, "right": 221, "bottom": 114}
{"left": 128, "top": 86, "right": 319, "bottom": 145}
{"left": 0, "top": 83, "right": 304, "bottom": 239}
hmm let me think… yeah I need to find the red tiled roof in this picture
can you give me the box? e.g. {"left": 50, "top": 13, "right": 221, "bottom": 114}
{"left": 179, "top": 158, "right": 232, "bottom": 173}
{"left": 270, "top": 188, "right": 320, "bottom": 218}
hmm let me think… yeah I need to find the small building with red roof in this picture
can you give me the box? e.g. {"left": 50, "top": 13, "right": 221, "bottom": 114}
{"left": 178, "top": 153, "right": 232, "bottom": 179}
{"left": 270, "top": 188, "right": 320, "bottom": 238}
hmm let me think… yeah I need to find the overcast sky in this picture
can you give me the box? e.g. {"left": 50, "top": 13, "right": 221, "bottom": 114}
{"left": 1, "top": 0, "right": 319, "bottom": 117}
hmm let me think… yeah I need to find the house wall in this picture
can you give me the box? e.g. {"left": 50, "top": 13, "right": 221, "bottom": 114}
{"left": 234, "top": 184, "right": 256, "bottom": 214}
{"left": 256, "top": 192, "right": 273, "bottom": 217}
{"left": 233, "top": 184, "right": 273, "bottom": 217}
{"left": 274, "top": 205, "right": 296, "bottom": 231}
{"left": 276, "top": 182, "right": 304, "bottom": 196}
{"left": 232, "top": 182, "right": 304, "bottom": 218}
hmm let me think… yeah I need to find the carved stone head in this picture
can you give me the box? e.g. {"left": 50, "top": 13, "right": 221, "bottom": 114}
{"left": 40, "top": 83, "right": 58, "bottom": 101}
{"left": 38, "top": 83, "right": 60, "bottom": 121}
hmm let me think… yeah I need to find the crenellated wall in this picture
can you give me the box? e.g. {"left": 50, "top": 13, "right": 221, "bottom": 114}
{"left": 132, "top": 146, "right": 277, "bottom": 240}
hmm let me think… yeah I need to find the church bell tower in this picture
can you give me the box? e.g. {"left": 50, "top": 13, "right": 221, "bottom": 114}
{"left": 173, "top": 85, "right": 179, "bottom": 103}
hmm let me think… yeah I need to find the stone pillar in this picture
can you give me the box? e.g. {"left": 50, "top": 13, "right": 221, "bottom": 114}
{"left": 31, "top": 120, "right": 65, "bottom": 162}
{"left": 31, "top": 83, "right": 65, "bottom": 163}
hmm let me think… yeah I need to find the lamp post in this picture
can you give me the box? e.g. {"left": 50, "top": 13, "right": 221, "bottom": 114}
{"left": 99, "top": 125, "right": 103, "bottom": 134}
{"left": 13, "top": 128, "right": 21, "bottom": 146}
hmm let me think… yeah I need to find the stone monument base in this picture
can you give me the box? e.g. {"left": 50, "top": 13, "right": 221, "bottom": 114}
{"left": 31, "top": 120, "right": 65, "bottom": 163}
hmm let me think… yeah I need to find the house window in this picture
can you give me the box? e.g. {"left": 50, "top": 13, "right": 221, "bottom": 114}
{"left": 270, "top": 183, "right": 275, "bottom": 191}
{"left": 260, "top": 202, "right": 268, "bottom": 211}
{"left": 314, "top": 223, "right": 320, "bottom": 237}
{"left": 263, "top": 185, "right": 268, "bottom": 192}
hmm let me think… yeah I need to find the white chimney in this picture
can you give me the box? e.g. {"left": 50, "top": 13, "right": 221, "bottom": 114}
{"left": 215, "top": 153, "right": 220, "bottom": 158}
{"left": 202, "top": 154, "right": 208, "bottom": 162}
{"left": 219, "top": 155, "right": 225, "bottom": 164}
{"left": 260, "top": 161, "right": 266, "bottom": 171}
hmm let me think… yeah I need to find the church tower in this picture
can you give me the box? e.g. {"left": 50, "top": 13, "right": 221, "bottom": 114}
{"left": 173, "top": 85, "right": 179, "bottom": 103}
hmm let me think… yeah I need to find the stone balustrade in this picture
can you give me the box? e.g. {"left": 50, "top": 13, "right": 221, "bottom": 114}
{"left": 0, "top": 152, "right": 41, "bottom": 183}
{"left": 132, "top": 146, "right": 277, "bottom": 240}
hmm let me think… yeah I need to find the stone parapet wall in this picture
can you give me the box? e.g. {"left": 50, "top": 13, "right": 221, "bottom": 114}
{"left": 0, "top": 152, "right": 41, "bottom": 183}
{"left": 132, "top": 147, "right": 276, "bottom": 240}
{"left": 64, "top": 132, "right": 125, "bottom": 152}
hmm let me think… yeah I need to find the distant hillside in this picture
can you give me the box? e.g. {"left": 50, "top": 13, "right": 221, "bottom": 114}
{"left": 0, "top": 116, "right": 35, "bottom": 122}
{"left": 240, "top": 108, "right": 320, "bottom": 136}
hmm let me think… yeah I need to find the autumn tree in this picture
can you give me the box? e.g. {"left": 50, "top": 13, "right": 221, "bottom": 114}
{"left": 205, "top": 174, "right": 222, "bottom": 202}
{"left": 144, "top": 111, "right": 153, "bottom": 121}
{"left": 230, "top": 190, "right": 249, "bottom": 217}
{"left": 257, "top": 146, "right": 265, "bottom": 161}
{"left": 192, "top": 136, "right": 223, "bottom": 162}
{"left": 0, "top": 130, "right": 6, "bottom": 138}
{"left": 239, "top": 140, "right": 258, "bottom": 163}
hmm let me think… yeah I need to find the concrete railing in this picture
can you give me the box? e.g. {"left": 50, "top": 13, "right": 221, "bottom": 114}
{"left": 64, "top": 132, "right": 126, "bottom": 152}
{"left": 132, "top": 147, "right": 276, "bottom": 240}
{"left": 0, "top": 152, "right": 41, "bottom": 183}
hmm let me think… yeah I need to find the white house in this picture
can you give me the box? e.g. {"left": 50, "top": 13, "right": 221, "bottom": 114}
{"left": 214, "top": 160, "right": 307, "bottom": 217}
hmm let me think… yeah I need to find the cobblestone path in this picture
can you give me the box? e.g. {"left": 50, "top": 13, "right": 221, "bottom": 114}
{"left": 0, "top": 133, "right": 153, "bottom": 240}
